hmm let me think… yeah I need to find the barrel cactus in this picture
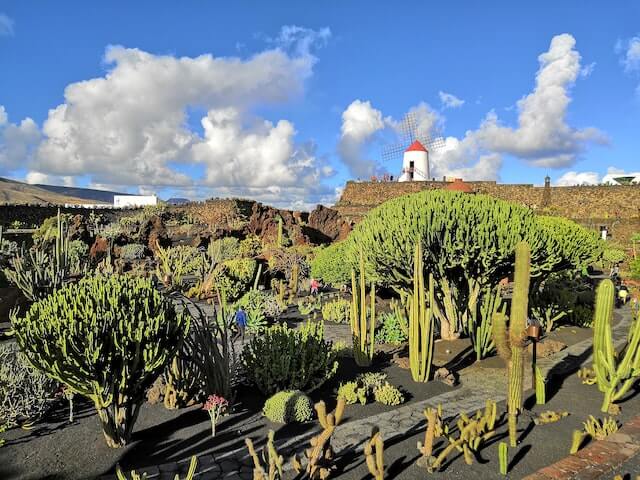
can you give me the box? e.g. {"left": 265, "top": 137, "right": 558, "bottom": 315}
{"left": 10, "top": 275, "right": 189, "bottom": 447}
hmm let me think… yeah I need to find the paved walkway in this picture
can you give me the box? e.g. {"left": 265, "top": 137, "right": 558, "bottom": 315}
{"left": 104, "top": 308, "right": 634, "bottom": 479}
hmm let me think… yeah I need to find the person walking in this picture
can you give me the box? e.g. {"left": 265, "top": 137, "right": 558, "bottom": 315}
{"left": 234, "top": 306, "right": 248, "bottom": 343}
{"left": 310, "top": 278, "right": 320, "bottom": 296}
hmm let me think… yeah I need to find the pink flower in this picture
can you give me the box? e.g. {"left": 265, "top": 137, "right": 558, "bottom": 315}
{"left": 203, "top": 394, "right": 229, "bottom": 412}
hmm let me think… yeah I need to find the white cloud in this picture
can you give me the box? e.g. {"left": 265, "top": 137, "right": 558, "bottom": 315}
{"left": 338, "top": 34, "right": 603, "bottom": 181}
{"left": 0, "top": 106, "right": 41, "bottom": 171}
{"left": 617, "top": 35, "right": 640, "bottom": 95}
{"left": 0, "top": 13, "right": 14, "bottom": 36}
{"left": 438, "top": 91, "right": 465, "bottom": 109}
{"left": 25, "top": 171, "right": 75, "bottom": 187}
{"left": 337, "top": 100, "right": 386, "bottom": 177}
{"left": 580, "top": 62, "right": 596, "bottom": 78}
{"left": 5, "top": 26, "right": 334, "bottom": 209}
{"left": 555, "top": 170, "right": 600, "bottom": 186}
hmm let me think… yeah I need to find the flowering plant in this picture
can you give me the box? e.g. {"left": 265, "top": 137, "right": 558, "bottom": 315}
{"left": 203, "top": 394, "right": 229, "bottom": 437}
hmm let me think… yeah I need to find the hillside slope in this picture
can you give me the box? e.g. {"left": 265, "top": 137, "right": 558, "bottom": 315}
{"left": 0, "top": 177, "right": 109, "bottom": 205}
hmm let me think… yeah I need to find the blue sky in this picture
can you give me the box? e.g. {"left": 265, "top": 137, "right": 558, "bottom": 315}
{"left": 0, "top": 1, "right": 639, "bottom": 208}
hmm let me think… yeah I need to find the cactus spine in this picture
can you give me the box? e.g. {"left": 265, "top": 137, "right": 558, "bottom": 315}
{"left": 364, "top": 429, "right": 384, "bottom": 480}
{"left": 350, "top": 248, "right": 375, "bottom": 367}
{"left": 409, "top": 243, "right": 435, "bottom": 382}
{"left": 534, "top": 365, "right": 546, "bottom": 405}
{"left": 592, "top": 278, "right": 640, "bottom": 412}
{"left": 499, "top": 442, "right": 508, "bottom": 475}
{"left": 492, "top": 241, "right": 531, "bottom": 447}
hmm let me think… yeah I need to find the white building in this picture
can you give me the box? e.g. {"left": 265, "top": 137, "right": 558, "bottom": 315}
{"left": 398, "top": 140, "right": 430, "bottom": 182}
{"left": 113, "top": 195, "right": 158, "bottom": 208}
{"left": 601, "top": 172, "right": 640, "bottom": 185}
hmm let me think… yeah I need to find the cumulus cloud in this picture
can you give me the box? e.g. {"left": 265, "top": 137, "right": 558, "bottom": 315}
{"left": 0, "top": 13, "right": 14, "bottom": 36}
{"left": 0, "top": 106, "right": 41, "bottom": 171}
{"left": 337, "top": 100, "right": 386, "bottom": 177}
{"left": 0, "top": 26, "right": 336, "bottom": 208}
{"left": 438, "top": 91, "right": 465, "bottom": 109}
{"left": 617, "top": 35, "right": 640, "bottom": 95}
{"left": 338, "top": 34, "right": 604, "bottom": 181}
{"left": 555, "top": 170, "right": 600, "bottom": 186}
{"left": 25, "top": 171, "right": 75, "bottom": 187}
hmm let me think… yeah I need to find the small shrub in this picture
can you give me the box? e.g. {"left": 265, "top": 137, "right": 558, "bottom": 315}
{"left": 373, "top": 382, "right": 405, "bottom": 406}
{"left": 310, "top": 242, "right": 350, "bottom": 287}
{"left": 569, "top": 304, "right": 594, "bottom": 327}
{"left": 0, "top": 343, "right": 59, "bottom": 428}
{"left": 239, "top": 235, "right": 263, "bottom": 258}
{"left": 67, "top": 240, "right": 89, "bottom": 274}
{"left": 337, "top": 381, "right": 367, "bottom": 405}
{"left": 242, "top": 321, "right": 337, "bottom": 396}
{"left": 120, "top": 243, "right": 146, "bottom": 261}
{"left": 298, "top": 296, "right": 321, "bottom": 316}
{"left": 207, "top": 237, "right": 239, "bottom": 264}
{"left": 375, "top": 311, "right": 408, "bottom": 344}
{"left": 263, "top": 390, "right": 314, "bottom": 423}
{"left": 631, "top": 258, "right": 640, "bottom": 280}
{"left": 322, "top": 298, "right": 350, "bottom": 323}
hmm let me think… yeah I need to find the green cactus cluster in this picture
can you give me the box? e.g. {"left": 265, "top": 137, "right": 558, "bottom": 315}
{"left": 408, "top": 243, "right": 435, "bottom": 382}
{"left": 492, "top": 241, "right": 531, "bottom": 447}
{"left": 373, "top": 382, "right": 405, "bottom": 406}
{"left": 263, "top": 390, "right": 314, "bottom": 424}
{"left": 592, "top": 278, "right": 640, "bottom": 412}
{"left": 350, "top": 248, "right": 376, "bottom": 367}
{"left": 10, "top": 275, "right": 189, "bottom": 448}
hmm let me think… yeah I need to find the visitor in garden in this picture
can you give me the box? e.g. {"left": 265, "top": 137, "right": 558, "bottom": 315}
{"left": 310, "top": 277, "right": 320, "bottom": 296}
{"left": 610, "top": 263, "right": 620, "bottom": 280}
{"left": 234, "top": 306, "right": 247, "bottom": 343}
{"left": 618, "top": 283, "right": 629, "bottom": 305}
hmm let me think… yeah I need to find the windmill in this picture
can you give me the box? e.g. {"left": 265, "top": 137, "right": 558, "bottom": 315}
{"left": 381, "top": 112, "right": 446, "bottom": 181}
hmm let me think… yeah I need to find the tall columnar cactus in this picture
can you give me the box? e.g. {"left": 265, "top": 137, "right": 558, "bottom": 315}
{"left": 289, "top": 262, "right": 299, "bottom": 301}
{"left": 492, "top": 241, "right": 531, "bottom": 447}
{"left": 277, "top": 217, "right": 283, "bottom": 247}
{"left": 350, "top": 248, "right": 375, "bottom": 367}
{"left": 499, "top": 442, "right": 508, "bottom": 475}
{"left": 409, "top": 243, "right": 435, "bottom": 382}
{"left": 534, "top": 366, "right": 546, "bottom": 405}
{"left": 592, "top": 279, "right": 640, "bottom": 412}
{"left": 10, "top": 275, "right": 189, "bottom": 448}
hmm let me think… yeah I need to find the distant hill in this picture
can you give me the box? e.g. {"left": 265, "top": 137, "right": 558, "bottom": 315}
{"left": 33, "top": 183, "right": 128, "bottom": 203}
{"left": 0, "top": 177, "right": 114, "bottom": 205}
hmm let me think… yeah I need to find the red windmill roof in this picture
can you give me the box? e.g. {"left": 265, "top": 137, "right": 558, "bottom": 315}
{"left": 405, "top": 140, "right": 428, "bottom": 152}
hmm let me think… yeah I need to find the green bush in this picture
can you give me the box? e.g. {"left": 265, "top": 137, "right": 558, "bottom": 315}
{"left": 120, "top": 243, "right": 146, "bottom": 261}
{"left": 321, "top": 298, "right": 351, "bottom": 323}
{"left": 241, "top": 321, "right": 337, "bottom": 396}
{"left": 211, "top": 258, "right": 257, "bottom": 301}
{"left": 155, "top": 244, "right": 206, "bottom": 286}
{"left": 310, "top": 242, "right": 350, "bottom": 287}
{"left": 239, "top": 235, "right": 263, "bottom": 258}
{"left": 262, "top": 390, "right": 314, "bottom": 423}
{"left": 373, "top": 382, "right": 404, "bottom": 406}
{"left": 337, "top": 381, "right": 367, "bottom": 405}
{"left": 0, "top": 343, "right": 59, "bottom": 428}
{"left": 337, "top": 372, "right": 390, "bottom": 405}
{"left": 298, "top": 296, "right": 321, "bottom": 315}
{"left": 631, "top": 258, "right": 640, "bottom": 280}
{"left": 207, "top": 237, "right": 239, "bottom": 264}
{"left": 235, "top": 289, "right": 283, "bottom": 333}
{"left": 67, "top": 240, "right": 88, "bottom": 274}
{"left": 375, "top": 311, "right": 408, "bottom": 344}
{"left": 11, "top": 275, "right": 189, "bottom": 447}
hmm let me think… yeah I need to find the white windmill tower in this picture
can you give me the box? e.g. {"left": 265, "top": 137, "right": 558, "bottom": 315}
{"left": 381, "top": 112, "right": 445, "bottom": 182}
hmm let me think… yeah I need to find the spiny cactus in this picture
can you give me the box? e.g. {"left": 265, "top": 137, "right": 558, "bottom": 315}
{"left": 245, "top": 430, "right": 285, "bottom": 480}
{"left": 364, "top": 429, "right": 384, "bottom": 480}
{"left": 277, "top": 216, "right": 283, "bottom": 247}
{"left": 499, "top": 442, "right": 508, "bottom": 475}
{"left": 350, "top": 248, "right": 375, "bottom": 367}
{"left": 408, "top": 243, "right": 435, "bottom": 382}
{"left": 492, "top": 241, "right": 531, "bottom": 447}
{"left": 592, "top": 279, "right": 640, "bottom": 412}
{"left": 534, "top": 365, "right": 546, "bottom": 405}
{"left": 417, "top": 404, "right": 444, "bottom": 465}
{"left": 11, "top": 275, "right": 189, "bottom": 448}
{"left": 583, "top": 415, "right": 619, "bottom": 440}
{"left": 291, "top": 398, "right": 345, "bottom": 479}
{"left": 570, "top": 429, "right": 587, "bottom": 454}
{"left": 289, "top": 262, "right": 299, "bottom": 301}
{"left": 420, "top": 399, "right": 497, "bottom": 472}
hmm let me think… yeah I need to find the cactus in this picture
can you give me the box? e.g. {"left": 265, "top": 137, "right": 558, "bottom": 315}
{"left": 277, "top": 217, "right": 283, "bottom": 247}
{"left": 253, "top": 263, "right": 263, "bottom": 291}
{"left": 350, "top": 248, "right": 375, "bottom": 367}
{"left": 291, "top": 398, "right": 345, "bottom": 479}
{"left": 417, "top": 404, "right": 443, "bottom": 465}
{"left": 245, "top": 430, "right": 285, "bottom": 480}
{"left": 408, "top": 243, "right": 435, "bottom": 382}
{"left": 592, "top": 279, "right": 640, "bottom": 412}
{"left": 471, "top": 286, "right": 505, "bottom": 360}
{"left": 583, "top": 415, "right": 619, "bottom": 440}
{"left": 116, "top": 456, "right": 197, "bottom": 480}
{"left": 364, "top": 429, "right": 384, "bottom": 480}
{"left": 492, "top": 241, "right": 531, "bottom": 447}
{"left": 423, "top": 399, "right": 498, "bottom": 472}
{"left": 10, "top": 275, "right": 189, "bottom": 448}
{"left": 534, "top": 365, "right": 546, "bottom": 405}
{"left": 570, "top": 429, "right": 587, "bottom": 454}
{"left": 499, "top": 442, "right": 508, "bottom": 475}
{"left": 289, "top": 263, "right": 299, "bottom": 301}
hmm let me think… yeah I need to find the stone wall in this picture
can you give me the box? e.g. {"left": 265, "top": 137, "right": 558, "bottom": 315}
{"left": 0, "top": 205, "right": 137, "bottom": 229}
{"left": 334, "top": 180, "right": 640, "bottom": 247}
